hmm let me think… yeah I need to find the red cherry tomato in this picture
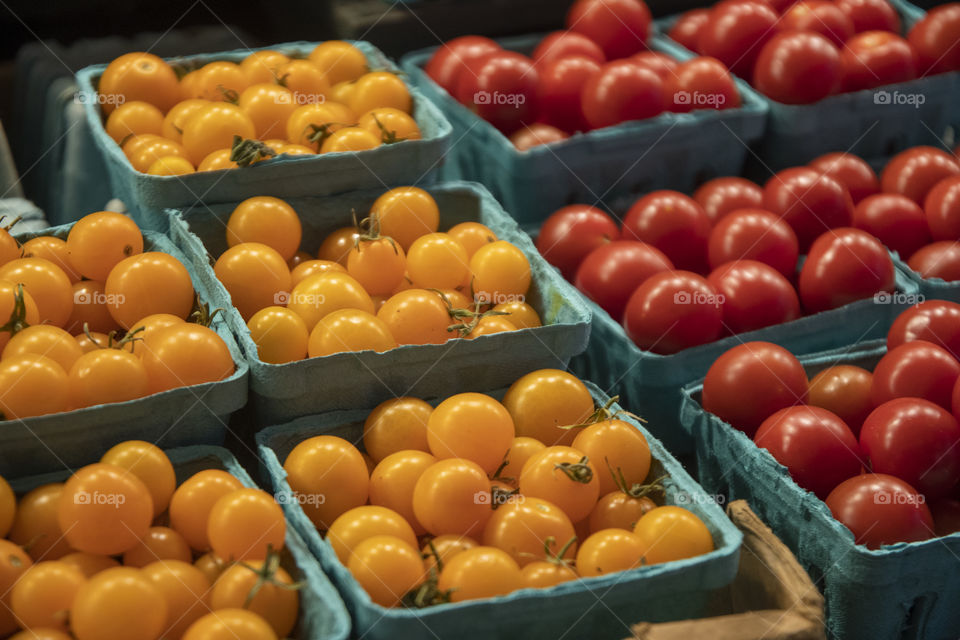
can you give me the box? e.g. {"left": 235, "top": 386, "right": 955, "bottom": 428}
{"left": 622, "top": 190, "right": 711, "bottom": 273}
{"left": 693, "top": 177, "right": 764, "bottom": 224}
{"left": 566, "top": 0, "right": 652, "bottom": 60}
{"left": 509, "top": 124, "right": 569, "bottom": 151}
{"left": 888, "top": 300, "right": 960, "bottom": 358}
{"left": 581, "top": 61, "right": 664, "bottom": 130}
{"left": 536, "top": 56, "right": 601, "bottom": 133}
{"left": 780, "top": 1, "right": 855, "bottom": 48}
{"left": 536, "top": 205, "right": 620, "bottom": 280}
{"left": 426, "top": 36, "right": 501, "bottom": 93}
{"left": 664, "top": 57, "right": 741, "bottom": 113}
{"left": 808, "top": 152, "right": 880, "bottom": 204}
{"left": 708, "top": 209, "right": 799, "bottom": 277}
{"left": 908, "top": 4, "right": 960, "bottom": 76}
{"left": 698, "top": 1, "right": 780, "bottom": 77}
{"left": 763, "top": 167, "right": 854, "bottom": 250}
{"left": 707, "top": 259, "right": 800, "bottom": 334}
{"left": 840, "top": 31, "right": 916, "bottom": 92}
{"left": 871, "top": 340, "right": 960, "bottom": 411}
{"left": 799, "top": 228, "right": 895, "bottom": 313}
{"left": 825, "top": 473, "right": 933, "bottom": 549}
{"left": 852, "top": 194, "right": 930, "bottom": 259}
{"left": 807, "top": 365, "right": 875, "bottom": 437}
{"left": 753, "top": 31, "right": 841, "bottom": 104}
{"left": 860, "top": 398, "right": 960, "bottom": 498}
{"left": 532, "top": 31, "right": 606, "bottom": 66}
{"left": 702, "top": 341, "right": 809, "bottom": 437}
{"left": 628, "top": 52, "right": 679, "bottom": 81}
{"left": 457, "top": 51, "right": 540, "bottom": 135}
{"left": 924, "top": 175, "right": 960, "bottom": 241}
{"left": 668, "top": 9, "right": 711, "bottom": 53}
{"left": 755, "top": 406, "right": 862, "bottom": 499}
{"left": 881, "top": 146, "right": 960, "bottom": 205}
{"left": 574, "top": 241, "right": 673, "bottom": 321}
{"left": 908, "top": 241, "right": 960, "bottom": 282}
{"left": 835, "top": 0, "right": 901, "bottom": 34}
{"left": 622, "top": 271, "right": 723, "bottom": 354}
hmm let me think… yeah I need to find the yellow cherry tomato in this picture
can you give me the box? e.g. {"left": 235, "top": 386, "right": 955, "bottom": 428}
{"left": 240, "top": 49, "right": 291, "bottom": 85}
{"left": 247, "top": 306, "right": 309, "bottom": 364}
{"left": 307, "top": 308, "right": 397, "bottom": 357}
{"left": 370, "top": 187, "right": 439, "bottom": 251}
{"left": 363, "top": 397, "right": 433, "bottom": 463}
{"left": 309, "top": 41, "right": 368, "bottom": 85}
{"left": 238, "top": 83, "right": 297, "bottom": 140}
{"left": 162, "top": 98, "right": 212, "bottom": 143}
{"left": 358, "top": 107, "right": 421, "bottom": 143}
{"left": 349, "top": 72, "right": 412, "bottom": 114}
{"left": 147, "top": 155, "right": 195, "bottom": 175}
{"left": 105, "top": 100, "right": 164, "bottom": 143}
{"left": 181, "top": 102, "right": 256, "bottom": 166}
{"left": 319, "top": 127, "right": 381, "bottom": 153}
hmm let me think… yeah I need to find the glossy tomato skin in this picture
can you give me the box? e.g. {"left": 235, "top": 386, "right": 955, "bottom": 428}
{"left": 809, "top": 153, "right": 880, "bottom": 205}
{"left": 807, "top": 365, "right": 875, "bottom": 437}
{"left": 763, "top": 168, "right": 854, "bottom": 250}
{"left": 908, "top": 241, "right": 960, "bottom": 282}
{"left": 566, "top": 0, "right": 652, "bottom": 59}
{"left": 881, "top": 146, "right": 960, "bottom": 205}
{"left": 908, "top": 4, "right": 960, "bottom": 75}
{"left": 623, "top": 271, "right": 723, "bottom": 354}
{"left": 888, "top": 300, "right": 960, "bottom": 358}
{"left": 426, "top": 36, "right": 501, "bottom": 93}
{"left": 668, "top": 9, "right": 711, "bottom": 53}
{"left": 457, "top": 51, "right": 539, "bottom": 135}
{"left": 924, "top": 175, "right": 960, "bottom": 241}
{"left": 536, "top": 205, "right": 620, "bottom": 280}
{"left": 622, "top": 190, "right": 711, "bottom": 273}
{"left": 840, "top": 32, "right": 916, "bottom": 92}
{"left": 860, "top": 398, "right": 960, "bottom": 498}
{"left": 532, "top": 31, "right": 606, "bottom": 66}
{"left": 781, "top": 1, "right": 855, "bottom": 47}
{"left": 581, "top": 61, "right": 665, "bottom": 130}
{"left": 708, "top": 209, "right": 799, "bottom": 277}
{"left": 698, "top": 1, "right": 780, "bottom": 77}
{"left": 799, "top": 228, "right": 895, "bottom": 313}
{"left": 574, "top": 241, "right": 673, "bottom": 321}
{"left": 537, "top": 56, "right": 602, "bottom": 133}
{"left": 509, "top": 124, "right": 569, "bottom": 151}
{"left": 835, "top": 0, "right": 901, "bottom": 34}
{"left": 664, "top": 57, "right": 741, "bottom": 113}
{"left": 693, "top": 177, "right": 764, "bottom": 224}
{"left": 826, "top": 473, "right": 933, "bottom": 548}
{"left": 755, "top": 406, "right": 862, "bottom": 498}
{"left": 702, "top": 341, "right": 809, "bottom": 436}
{"left": 629, "top": 52, "right": 679, "bottom": 80}
{"left": 707, "top": 260, "right": 800, "bottom": 334}
{"left": 753, "top": 31, "right": 841, "bottom": 104}
{"left": 871, "top": 340, "right": 960, "bottom": 410}
{"left": 852, "top": 194, "right": 930, "bottom": 259}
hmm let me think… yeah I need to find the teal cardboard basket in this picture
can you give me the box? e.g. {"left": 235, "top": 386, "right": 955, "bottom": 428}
{"left": 255, "top": 382, "right": 742, "bottom": 640}
{"left": 165, "top": 181, "right": 592, "bottom": 426}
{"left": 401, "top": 34, "right": 768, "bottom": 227}
{"left": 7, "top": 445, "right": 351, "bottom": 640}
{"left": 657, "top": 0, "right": 957, "bottom": 171}
{"left": 74, "top": 41, "right": 453, "bottom": 231}
{"left": 679, "top": 339, "right": 960, "bottom": 640}
{"left": 0, "top": 223, "right": 249, "bottom": 478}
{"left": 570, "top": 257, "right": 920, "bottom": 456}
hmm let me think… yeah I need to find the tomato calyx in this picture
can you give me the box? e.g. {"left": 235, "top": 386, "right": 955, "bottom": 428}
{"left": 404, "top": 541, "right": 454, "bottom": 608}
{"left": 87, "top": 323, "right": 144, "bottom": 351}
{"left": 490, "top": 484, "right": 521, "bottom": 510}
{"left": 231, "top": 135, "right": 277, "bottom": 167}
{"left": 305, "top": 122, "right": 347, "bottom": 147}
{"left": 559, "top": 396, "right": 644, "bottom": 431}
{"left": 433, "top": 284, "right": 512, "bottom": 338}
{"left": 554, "top": 455, "right": 594, "bottom": 484}
{"left": 608, "top": 459, "right": 666, "bottom": 502}
{"left": 0, "top": 283, "right": 32, "bottom": 339}
{"left": 489, "top": 448, "right": 516, "bottom": 486}
{"left": 190, "top": 301, "right": 223, "bottom": 328}
{"left": 217, "top": 84, "right": 240, "bottom": 104}
{"left": 354, "top": 211, "right": 400, "bottom": 255}
{"left": 236, "top": 546, "right": 305, "bottom": 608}
{"left": 520, "top": 535, "right": 578, "bottom": 568}
{"left": 370, "top": 114, "right": 411, "bottom": 145}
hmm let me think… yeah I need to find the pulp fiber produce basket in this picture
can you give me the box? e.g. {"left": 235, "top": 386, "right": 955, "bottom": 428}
{"left": 0, "top": 223, "right": 249, "bottom": 479}
{"left": 166, "top": 181, "right": 592, "bottom": 425}
{"left": 7, "top": 445, "right": 351, "bottom": 640}
{"left": 679, "top": 339, "right": 960, "bottom": 640}
{"left": 74, "top": 41, "right": 453, "bottom": 231}
{"left": 569, "top": 260, "right": 919, "bottom": 456}
{"left": 401, "top": 35, "right": 768, "bottom": 227}
{"left": 255, "top": 382, "right": 743, "bottom": 640}
{"left": 657, "top": 0, "right": 957, "bottom": 171}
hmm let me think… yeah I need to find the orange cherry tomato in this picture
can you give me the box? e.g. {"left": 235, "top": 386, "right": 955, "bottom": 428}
{"left": 241, "top": 49, "right": 290, "bottom": 83}
{"left": 59, "top": 552, "right": 120, "bottom": 578}
{"left": 191, "top": 61, "right": 248, "bottom": 102}
{"left": 492, "top": 300, "right": 541, "bottom": 329}
{"left": 0, "top": 258, "right": 74, "bottom": 327}
{"left": 309, "top": 41, "right": 368, "bottom": 85}
{"left": 412, "top": 458, "right": 493, "bottom": 538}
{"left": 140, "top": 323, "right": 234, "bottom": 393}
{"left": 448, "top": 221, "right": 498, "bottom": 258}
{"left": 169, "top": 469, "right": 243, "bottom": 551}
{"left": 317, "top": 226, "right": 360, "bottom": 265}
{"left": 326, "top": 505, "right": 418, "bottom": 564}
{"left": 319, "top": 127, "right": 381, "bottom": 153}
{"left": 347, "top": 237, "right": 407, "bottom": 295}
{"left": 406, "top": 233, "right": 469, "bottom": 290}
{"left": 283, "top": 435, "right": 369, "bottom": 530}
{"left": 572, "top": 419, "right": 652, "bottom": 497}
{"left": 207, "top": 488, "right": 286, "bottom": 562}
{"left": 182, "top": 608, "right": 278, "bottom": 640}
{"left": 370, "top": 187, "right": 440, "bottom": 251}
{"left": 588, "top": 491, "right": 656, "bottom": 533}
{"left": 437, "top": 546, "right": 521, "bottom": 602}
{"left": 519, "top": 446, "right": 600, "bottom": 523}
{"left": 70, "top": 567, "right": 168, "bottom": 640}
{"left": 285, "top": 102, "right": 355, "bottom": 150}
{"left": 0, "top": 354, "right": 69, "bottom": 419}
{"left": 358, "top": 107, "right": 421, "bottom": 143}
{"left": 286, "top": 272, "right": 373, "bottom": 331}
{"left": 307, "top": 308, "right": 397, "bottom": 357}
{"left": 104, "top": 252, "right": 194, "bottom": 328}
{"left": 470, "top": 240, "right": 532, "bottom": 304}
{"left": 3, "top": 325, "right": 82, "bottom": 372}
{"left": 633, "top": 506, "right": 714, "bottom": 565}
{"left": 363, "top": 397, "right": 433, "bottom": 462}
{"left": 482, "top": 496, "right": 577, "bottom": 567}
{"left": 19, "top": 237, "right": 77, "bottom": 284}
{"left": 576, "top": 528, "right": 643, "bottom": 577}
{"left": 9, "top": 483, "right": 72, "bottom": 561}
{"left": 421, "top": 534, "right": 479, "bottom": 573}
{"left": 427, "top": 392, "right": 515, "bottom": 473}
{"left": 521, "top": 560, "right": 578, "bottom": 588}
{"left": 211, "top": 560, "right": 299, "bottom": 636}
{"left": 377, "top": 289, "right": 452, "bottom": 345}
{"left": 147, "top": 155, "right": 195, "bottom": 175}
{"left": 66, "top": 211, "right": 143, "bottom": 281}
{"left": 68, "top": 348, "right": 149, "bottom": 408}
{"left": 466, "top": 316, "right": 517, "bottom": 339}
{"left": 276, "top": 59, "right": 331, "bottom": 105}
{"left": 129, "top": 137, "right": 189, "bottom": 173}
{"left": 247, "top": 306, "right": 309, "bottom": 364}
{"left": 349, "top": 535, "right": 425, "bottom": 608}
{"left": 197, "top": 148, "right": 238, "bottom": 171}
{"left": 349, "top": 72, "right": 412, "bottom": 114}
{"left": 181, "top": 103, "right": 256, "bottom": 165}
{"left": 0, "top": 281, "right": 39, "bottom": 352}
{"left": 123, "top": 312, "right": 183, "bottom": 357}
{"left": 291, "top": 259, "right": 345, "bottom": 287}
{"left": 0, "top": 540, "right": 32, "bottom": 635}
{"left": 370, "top": 450, "right": 437, "bottom": 535}
{"left": 162, "top": 98, "right": 210, "bottom": 143}
{"left": 498, "top": 436, "right": 546, "bottom": 485}
{"left": 502, "top": 369, "right": 595, "bottom": 446}
{"left": 226, "top": 196, "right": 303, "bottom": 262}
{"left": 65, "top": 281, "right": 121, "bottom": 334}
{"left": 98, "top": 52, "right": 180, "bottom": 114}
{"left": 141, "top": 559, "right": 212, "bottom": 640}
{"left": 238, "top": 83, "right": 298, "bottom": 140}
{"left": 100, "top": 440, "right": 176, "bottom": 516}
{"left": 214, "top": 242, "right": 291, "bottom": 320}
{"left": 105, "top": 100, "right": 164, "bottom": 143}
{"left": 193, "top": 552, "right": 227, "bottom": 584}
{"left": 122, "top": 526, "right": 192, "bottom": 567}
